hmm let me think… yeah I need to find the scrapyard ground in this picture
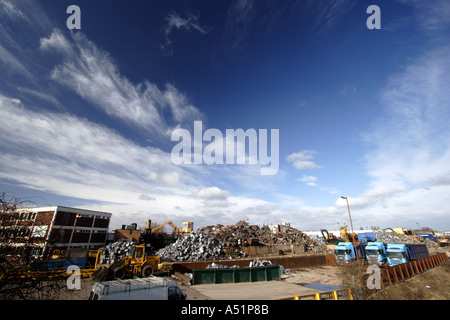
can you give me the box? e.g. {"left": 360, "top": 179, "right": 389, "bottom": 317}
{"left": 50, "top": 247, "right": 450, "bottom": 300}
{"left": 36, "top": 249, "right": 450, "bottom": 300}
{"left": 178, "top": 265, "right": 344, "bottom": 300}
{"left": 57, "top": 264, "right": 345, "bottom": 300}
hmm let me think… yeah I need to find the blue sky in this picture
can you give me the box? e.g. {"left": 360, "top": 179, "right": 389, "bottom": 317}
{"left": 1, "top": 0, "right": 449, "bottom": 231}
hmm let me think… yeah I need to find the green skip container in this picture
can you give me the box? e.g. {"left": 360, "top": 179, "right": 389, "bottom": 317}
{"left": 192, "top": 265, "right": 281, "bottom": 285}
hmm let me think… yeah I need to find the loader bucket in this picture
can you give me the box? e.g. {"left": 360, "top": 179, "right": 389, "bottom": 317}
{"left": 90, "top": 266, "right": 109, "bottom": 281}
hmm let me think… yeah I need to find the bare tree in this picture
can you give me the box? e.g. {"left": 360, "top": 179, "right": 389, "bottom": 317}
{"left": 0, "top": 193, "right": 67, "bottom": 300}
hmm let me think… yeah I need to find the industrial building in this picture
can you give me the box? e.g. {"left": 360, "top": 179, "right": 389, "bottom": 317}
{"left": 2, "top": 206, "right": 111, "bottom": 257}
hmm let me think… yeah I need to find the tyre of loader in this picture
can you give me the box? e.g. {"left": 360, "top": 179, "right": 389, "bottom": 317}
{"left": 142, "top": 265, "right": 154, "bottom": 278}
{"left": 114, "top": 268, "right": 126, "bottom": 279}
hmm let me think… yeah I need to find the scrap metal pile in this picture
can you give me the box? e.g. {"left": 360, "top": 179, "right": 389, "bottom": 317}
{"left": 197, "top": 220, "right": 325, "bottom": 253}
{"left": 155, "top": 220, "right": 325, "bottom": 262}
{"left": 100, "top": 239, "right": 135, "bottom": 264}
{"left": 155, "top": 231, "right": 226, "bottom": 262}
{"left": 374, "top": 230, "right": 439, "bottom": 248}
{"left": 206, "top": 259, "right": 292, "bottom": 275}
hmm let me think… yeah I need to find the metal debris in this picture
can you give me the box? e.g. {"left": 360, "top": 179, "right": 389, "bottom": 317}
{"left": 155, "top": 231, "right": 226, "bottom": 262}
{"left": 205, "top": 259, "right": 291, "bottom": 275}
{"left": 373, "top": 230, "right": 439, "bottom": 249}
{"left": 100, "top": 239, "right": 135, "bottom": 264}
{"left": 197, "top": 220, "right": 325, "bottom": 254}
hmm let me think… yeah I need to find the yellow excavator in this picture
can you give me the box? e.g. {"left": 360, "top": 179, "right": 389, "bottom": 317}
{"left": 320, "top": 229, "right": 338, "bottom": 244}
{"left": 340, "top": 226, "right": 359, "bottom": 243}
{"left": 151, "top": 220, "right": 183, "bottom": 236}
{"left": 150, "top": 220, "right": 194, "bottom": 236}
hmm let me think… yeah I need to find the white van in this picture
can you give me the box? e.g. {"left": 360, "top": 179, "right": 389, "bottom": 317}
{"left": 88, "top": 276, "right": 187, "bottom": 300}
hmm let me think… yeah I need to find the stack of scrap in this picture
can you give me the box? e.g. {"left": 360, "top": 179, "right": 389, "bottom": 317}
{"left": 100, "top": 239, "right": 135, "bottom": 264}
{"left": 156, "top": 231, "right": 225, "bottom": 262}
{"left": 373, "top": 230, "right": 421, "bottom": 244}
{"left": 205, "top": 259, "right": 291, "bottom": 275}
{"left": 198, "top": 220, "right": 325, "bottom": 253}
{"left": 374, "top": 230, "right": 439, "bottom": 249}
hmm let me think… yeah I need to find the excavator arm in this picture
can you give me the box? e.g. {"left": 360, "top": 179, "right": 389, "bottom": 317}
{"left": 152, "top": 221, "right": 182, "bottom": 236}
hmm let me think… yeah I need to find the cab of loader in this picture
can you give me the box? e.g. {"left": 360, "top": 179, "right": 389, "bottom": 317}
{"left": 128, "top": 245, "right": 145, "bottom": 262}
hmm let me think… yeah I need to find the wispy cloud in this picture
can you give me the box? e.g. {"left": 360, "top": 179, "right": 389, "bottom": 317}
{"left": 40, "top": 30, "right": 204, "bottom": 140}
{"left": 298, "top": 175, "right": 339, "bottom": 194}
{"left": 344, "top": 45, "right": 450, "bottom": 228}
{"left": 225, "top": 0, "right": 255, "bottom": 49}
{"left": 298, "top": 175, "right": 319, "bottom": 186}
{"left": 339, "top": 84, "right": 357, "bottom": 96}
{"left": 311, "top": 0, "right": 356, "bottom": 34}
{"left": 396, "top": 0, "right": 450, "bottom": 32}
{"left": 161, "top": 11, "right": 210, "bottom": 52}
{"left": 287, "top": 150, "right": 321, "bottom": 170}
{"left": 0, "top": 0, "right": 27, "bottom": 21}
{"left": 364, "top": 46, "right": 450, "bottom": 190}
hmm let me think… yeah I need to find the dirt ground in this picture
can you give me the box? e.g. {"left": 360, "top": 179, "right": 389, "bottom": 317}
{"left": 367, "top": 260, "right": 450, "bottom": 300}
{"left": 282, "top": 265, "right": 343, "bottom": 286}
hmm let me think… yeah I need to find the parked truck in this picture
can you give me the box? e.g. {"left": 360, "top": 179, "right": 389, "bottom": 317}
{"left": 88, "top": 276, "right": 187, "bottom": 300}
{"left": 334, "top": 242, "right": 366, "bottom": 265}
{"left": 365, "top": 242, "right": 387, "bottom": 267}
{"left": 386, "top": 243, "right": 429, "bottom": 266}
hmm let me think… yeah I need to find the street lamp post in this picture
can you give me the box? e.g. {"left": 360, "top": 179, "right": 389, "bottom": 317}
{"left": 341, "top": 196, "right": 355, "bottom": 235}
{"left": 341, "top": 196, "right": 364, "bottom": 289}
{"left": 341, "top": 196, "right": 360, "bottom": 263}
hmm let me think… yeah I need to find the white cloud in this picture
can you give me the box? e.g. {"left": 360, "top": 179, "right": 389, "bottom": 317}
{"left": 162, "top": 12, "right": 209, "bottom": 51}
{"left": 287, "top": 150, "right": 321, "bottom": 170}
{"left": 0, "top": 94, "right": 285, "bottom": 229}
{"left": 312, "top": 0, "right": 356, "bottom": 34}
{"left": 195, "top": 187, "right": 230, "bottom": 200}
{"left": 348, "top": 46, "right": 450, "bottom": 229}
{"left": 0, "top": 43, "right": 33, "bottom": 79}
{"left": 0, "top": 93, "right": 181, "bottom": 202}
{"left": 0, "top": 0, "right": 26, "bottom": 21}
{"left": 364, "top": 46, "right": 450, "bottom": 190}
{"left": 339, "top": 84, "right": 356, "bottom": 96}
{"left": 298, "top": 175, "right": 340, "bottom": 194}
{"left": 40, "top": 30, "right": 204, "bottom": 140}
{"left": 225, "top": 0, "right": 255, "bottom": 49}
{"left": 298, "top": 175, "right": 318, "bottom": 186}
{"left": 396, "top": 0, "right": 450, "bottom": 32}
{"left": 40, "top": 28, "right": 71, "bottom": 53}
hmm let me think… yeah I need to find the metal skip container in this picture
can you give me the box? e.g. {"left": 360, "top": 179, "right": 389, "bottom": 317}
{"left": 192, "top": 264, "right": 281, "bottom": 285}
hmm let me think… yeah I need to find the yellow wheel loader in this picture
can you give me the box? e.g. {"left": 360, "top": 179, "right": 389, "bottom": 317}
{"left": 91, "top": 245, "right": 171, "bottom": 281}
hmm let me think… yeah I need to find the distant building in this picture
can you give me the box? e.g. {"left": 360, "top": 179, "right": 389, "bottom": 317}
{"left": 1, "top": 206, "right": 111, "bottom": 257}
{"left": 114, "top": 223, "right": 141, "bottom": 242}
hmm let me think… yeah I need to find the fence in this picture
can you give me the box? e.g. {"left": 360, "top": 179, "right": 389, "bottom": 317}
{"left": 276, "top": 288, "right": 354, "bottom": 300}
{"left": 381, "top": 252, "right": 448, "bottom": 287}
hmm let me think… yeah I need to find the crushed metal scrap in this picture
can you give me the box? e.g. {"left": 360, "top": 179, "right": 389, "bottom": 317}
{"left": 156, "top": 220, "right": 326, "bottom": 262}
{"left": 197, "top": 220, "right": 325, "bottom": 253}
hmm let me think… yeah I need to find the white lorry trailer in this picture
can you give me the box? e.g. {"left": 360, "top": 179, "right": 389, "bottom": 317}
{"left": 88, "top": 276, "right": 187, "bottom": 300}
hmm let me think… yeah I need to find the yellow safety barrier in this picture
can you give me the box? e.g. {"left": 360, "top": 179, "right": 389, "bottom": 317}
{"left": 276, "top": 288, "right": 353, "bottom": 300}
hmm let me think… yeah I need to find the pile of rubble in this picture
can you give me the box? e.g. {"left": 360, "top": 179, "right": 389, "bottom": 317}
{"left": 156, "top": 231, "right": 226, "bottom": 262}
{"left": 197, "top": 220, "right": 325, "bottom": 253}
{"left": 373, "top": 230, "right": 440, "bottom": 249}
{"left": 206, "top": 259, "right": 291, "bottom": 275}
{"left": 100, "top": 239, "right": 135, "bottom": 264}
